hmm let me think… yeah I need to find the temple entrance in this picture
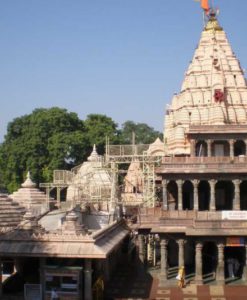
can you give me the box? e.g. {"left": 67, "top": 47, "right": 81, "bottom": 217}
{"left": 184, "top": 240, "right": 195, "bottom": 277}
{"left": 215, "top": 181, "right": 234, "bottom": 210}
{"left": 198, "top": 181, "right": 210, "bottom": 211}
{"left": 167, "top": 181, "right": 178, "bottom": 210}
{"left": 240, "top": 181, "right": 247, "bottom": 210}
{"left": 167, "top": 239, "right": 178, "bottom": 279}
{"left": 225, "top": 246, "right": 245, "bottom": 279}
{"left": 182, "top": 181, "right": 193, "bottom": 210}
{"left": 234, "top": 140, "right": 246, "bottom": 156}
{"left": 202, "top": 242, "right": 217, "bottom": 280}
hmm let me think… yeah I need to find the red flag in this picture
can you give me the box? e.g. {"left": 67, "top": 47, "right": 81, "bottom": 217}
{"left": 201, "top": 0, "right": 210, "bottom": 13}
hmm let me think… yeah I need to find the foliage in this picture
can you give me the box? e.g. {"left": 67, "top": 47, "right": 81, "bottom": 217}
{"left": 119, "top": 121, "right": 163, "bottom": 144}
{"left": 84, "top": 114, "right": 120, "bottom": 154}
{"left": 0, "top": 109, "right": 162, "bottom": 192}
{"left": 0, "top": 108, "right": 88, "bottom": 192}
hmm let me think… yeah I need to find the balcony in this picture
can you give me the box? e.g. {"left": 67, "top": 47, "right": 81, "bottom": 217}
{"left": 138, "top": 208, "right": 247, "bottom": 235}
{"left": 156, "top": 156, "right": 247, "bottom": 173}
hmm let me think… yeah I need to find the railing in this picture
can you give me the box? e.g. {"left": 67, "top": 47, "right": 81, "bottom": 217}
{"left": 189, "top": 124, "right": 247, "bottom": 133}
{"left": 138, "top": 208, "right": 247, "bottom": 229}
{"left": 139, "top": 208, "right": 246, "bottom": 220}
{"left": 53, "top": 170, "right": 74, "bottom": 184}
{"left": 162, "top": 156, "right": 247, "bottom": 164}
{"left": 107, "top": 144, "right": 150, "bottom": 156}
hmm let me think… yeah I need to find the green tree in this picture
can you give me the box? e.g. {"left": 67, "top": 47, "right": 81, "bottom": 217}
{"left": 0, "top": 107, "right": 89, "bottom": 192}
{"left": 84, "top": 114, "right": 120, "bottom": 154}
{"left": 119, "top": 121, "right": 162, "bottom": 144}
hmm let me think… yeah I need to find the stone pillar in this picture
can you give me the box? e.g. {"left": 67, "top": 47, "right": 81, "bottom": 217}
{"left": 162, "top": 179, "right": 168, "bottom": 210}
{"left": 84, "top": 259, "right": 93, "bottom": 300}
{"left": 147, "top": 235, "right": 154, "bottom": 266}
{"left": 104, "top": 258, "right": 110, "bottom": 282}
{"left": 207, "top": 140, "right": 212, "bottom": 157}
{"left": 56, "top": 187, "right": 61, "bottom": 208}
{"left": 160, "top": 239, "right": 168, "bottom": 281}
{"left": 193, "top": 180, "right": 199, "bottom": 210}
{"left": 177, "top": 180, "right": 183, "bottom": 211}
{"left": 233, "top": 179, "right": 241, "bottom": 210}
{"left": 46, "top": 187, "right": 50, "bottom": 210}
{"left": 209, "top": 180, "right": 216, "bottom": 211}
{"left": 216, "top": 243, "right": 225, "bottom": 284}
{"left": 195, "top": 241, "right": 203, "bottom": 284}
{"left": 39, "top": 257, "right": 46, "bottom": 300}
{"left": 0, "top": 258, "right": 2, "bottom": 298}
{"left": 229, "top": 139, "right": 235, "bottom": 158}
{"left": 138, "top": 234, "right": 146, "bottom": 263}
{"left": 243, "top": 245, "right": 247, "bottom": 281}
{"left": 177, "top": 239, "right": 185, "bottom": 268}
{"left": 190, "top": 140, "right": 196, "bottom": 157}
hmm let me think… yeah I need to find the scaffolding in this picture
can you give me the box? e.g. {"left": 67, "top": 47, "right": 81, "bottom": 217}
{"left": 40, "top": 139, "right": 162, "bottom": 210}
{"left": 105, "top": 137, "right": 161, "bottom": 208}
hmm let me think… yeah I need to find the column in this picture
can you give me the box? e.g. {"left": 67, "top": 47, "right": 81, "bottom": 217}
{"left": 195, "top": 241, "right": 203, "bottom": 284}
{"left": 162, "top": 179, "right": 168, "bottom": 210}
{"left": 147, "top": 235, "right": 154, "bottom": 266}
{"left": 193, "top": 180, "right": 199, "bottom": 210}
{"left": 209, "top": 180, "right": 216, "bottom": 211}
{"left": 242, "top": 244, "right": 247, "bottom": 281}
{"left": 177, "top": 239, "right": 185, "bottom": 268}
{"left": 160, "top": 239, "right": 168, "bottom": 282}
{"left": 46, "top": 187, "right": 50, "bottom": 210}
{"left": 233, "top": 179, "right": 241, "bottom": 210}
{"left": 190, "top": 140, "right": 196, "bottom": 157}
{"left": 177, "top": 180, "right": 183, "bottom": 211}
{"left": 229, "top": 139, "right": 235, "bottom": 158}
{"left": 207, "top": 140, "right": 212, "bottom": 157}
{"left": 104, "top": 258, "right": 110, "bottom": 282}
{"left": 0, "top": 258, "right": 2, "bottom": 298}
{"left": 216, "top": 243, "right": 225, "bottom": 283}
{"left": 138, "top": 234, "right": 145, "bottom": 263}
{"left": 84, "top": 259, "right": 93, "bottom": 300}
{"left": 56, "top": 187, "right": 61, "bottom": 208}
{"left": 39, "top": 257, "right": 46, "bottom": 300}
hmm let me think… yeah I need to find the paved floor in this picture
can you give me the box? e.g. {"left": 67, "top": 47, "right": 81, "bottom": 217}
{"left": 104, "top": 261, "right": 247, "bottom": 300}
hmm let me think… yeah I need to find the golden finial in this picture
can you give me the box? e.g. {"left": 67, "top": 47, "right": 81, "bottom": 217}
{"left": 204, "top": 9, "right": 223, "bottom": 32}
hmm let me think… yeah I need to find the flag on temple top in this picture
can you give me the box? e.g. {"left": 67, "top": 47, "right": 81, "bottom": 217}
{"left": 201, "top": 0, "right": 210, "bottom": 13}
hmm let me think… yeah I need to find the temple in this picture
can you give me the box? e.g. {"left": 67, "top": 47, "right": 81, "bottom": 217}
{"left": 0, "top": 8, "right": 247, "bottom": 300}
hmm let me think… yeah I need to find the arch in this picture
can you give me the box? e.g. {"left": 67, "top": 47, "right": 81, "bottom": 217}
{"left": 234, "top": 140, "right": 246, "bottom": 156}
{"left": 225, "top": 246, "right": 245, "bottom": 280}
{"left": 202, "top": 242, "right": 217, "bottom": 279}
{"left": 167, "top": 181, "right": 178, "bottom": 210}
{"left": 184, "top": 240, "right": 195, "bottom": 276}
{"left": 182, "top": 181, "right": 194, "bottom": 210}
{"left": 240, "top": 181, "right": 247, "bottom": 210}
{"left": 167, "top": 239, "right": 178, "bottom": 269}
{"left": 195, "top": 141, "right": 207, "bottom": 157}
{"left": 212, "top": 141, "right": 230, "bottom": 156}
{"left": 215, "top": 181, "right": 234, "bottom": 211}
{"left": 198, "top": 181, "right": 210, "bottom": 211}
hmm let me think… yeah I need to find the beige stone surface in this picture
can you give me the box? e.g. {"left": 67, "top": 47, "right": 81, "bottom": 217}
{"left": 164, "top": 15, "right": 247, "bottom": 155}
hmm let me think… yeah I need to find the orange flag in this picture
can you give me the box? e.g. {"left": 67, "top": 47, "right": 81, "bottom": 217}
{"left": 201, "top": 0, "right": 210, "bottom": 12}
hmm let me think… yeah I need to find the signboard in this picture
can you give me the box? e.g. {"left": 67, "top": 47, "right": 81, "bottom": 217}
{"left": 222, "top": 211, "right": 247, "bottom": 220}
{"left": 226, "top": 237, "right": 245, "bottom": 247}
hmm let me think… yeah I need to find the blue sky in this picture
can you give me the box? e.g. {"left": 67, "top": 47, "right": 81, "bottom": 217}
{"left": 0, "top": 0, "right": 247, "bottom": 141}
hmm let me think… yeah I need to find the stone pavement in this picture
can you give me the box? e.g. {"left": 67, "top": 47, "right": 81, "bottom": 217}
{"left": 104, "top": 261, "right": 247, "bottom": 300}
{"left": 105, "top": 281, "right": 247, "bottom": 299}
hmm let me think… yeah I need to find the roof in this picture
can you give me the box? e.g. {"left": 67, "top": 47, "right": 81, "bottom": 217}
{"left": 0, "top": 220, "right": 129, "bottom": 259}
